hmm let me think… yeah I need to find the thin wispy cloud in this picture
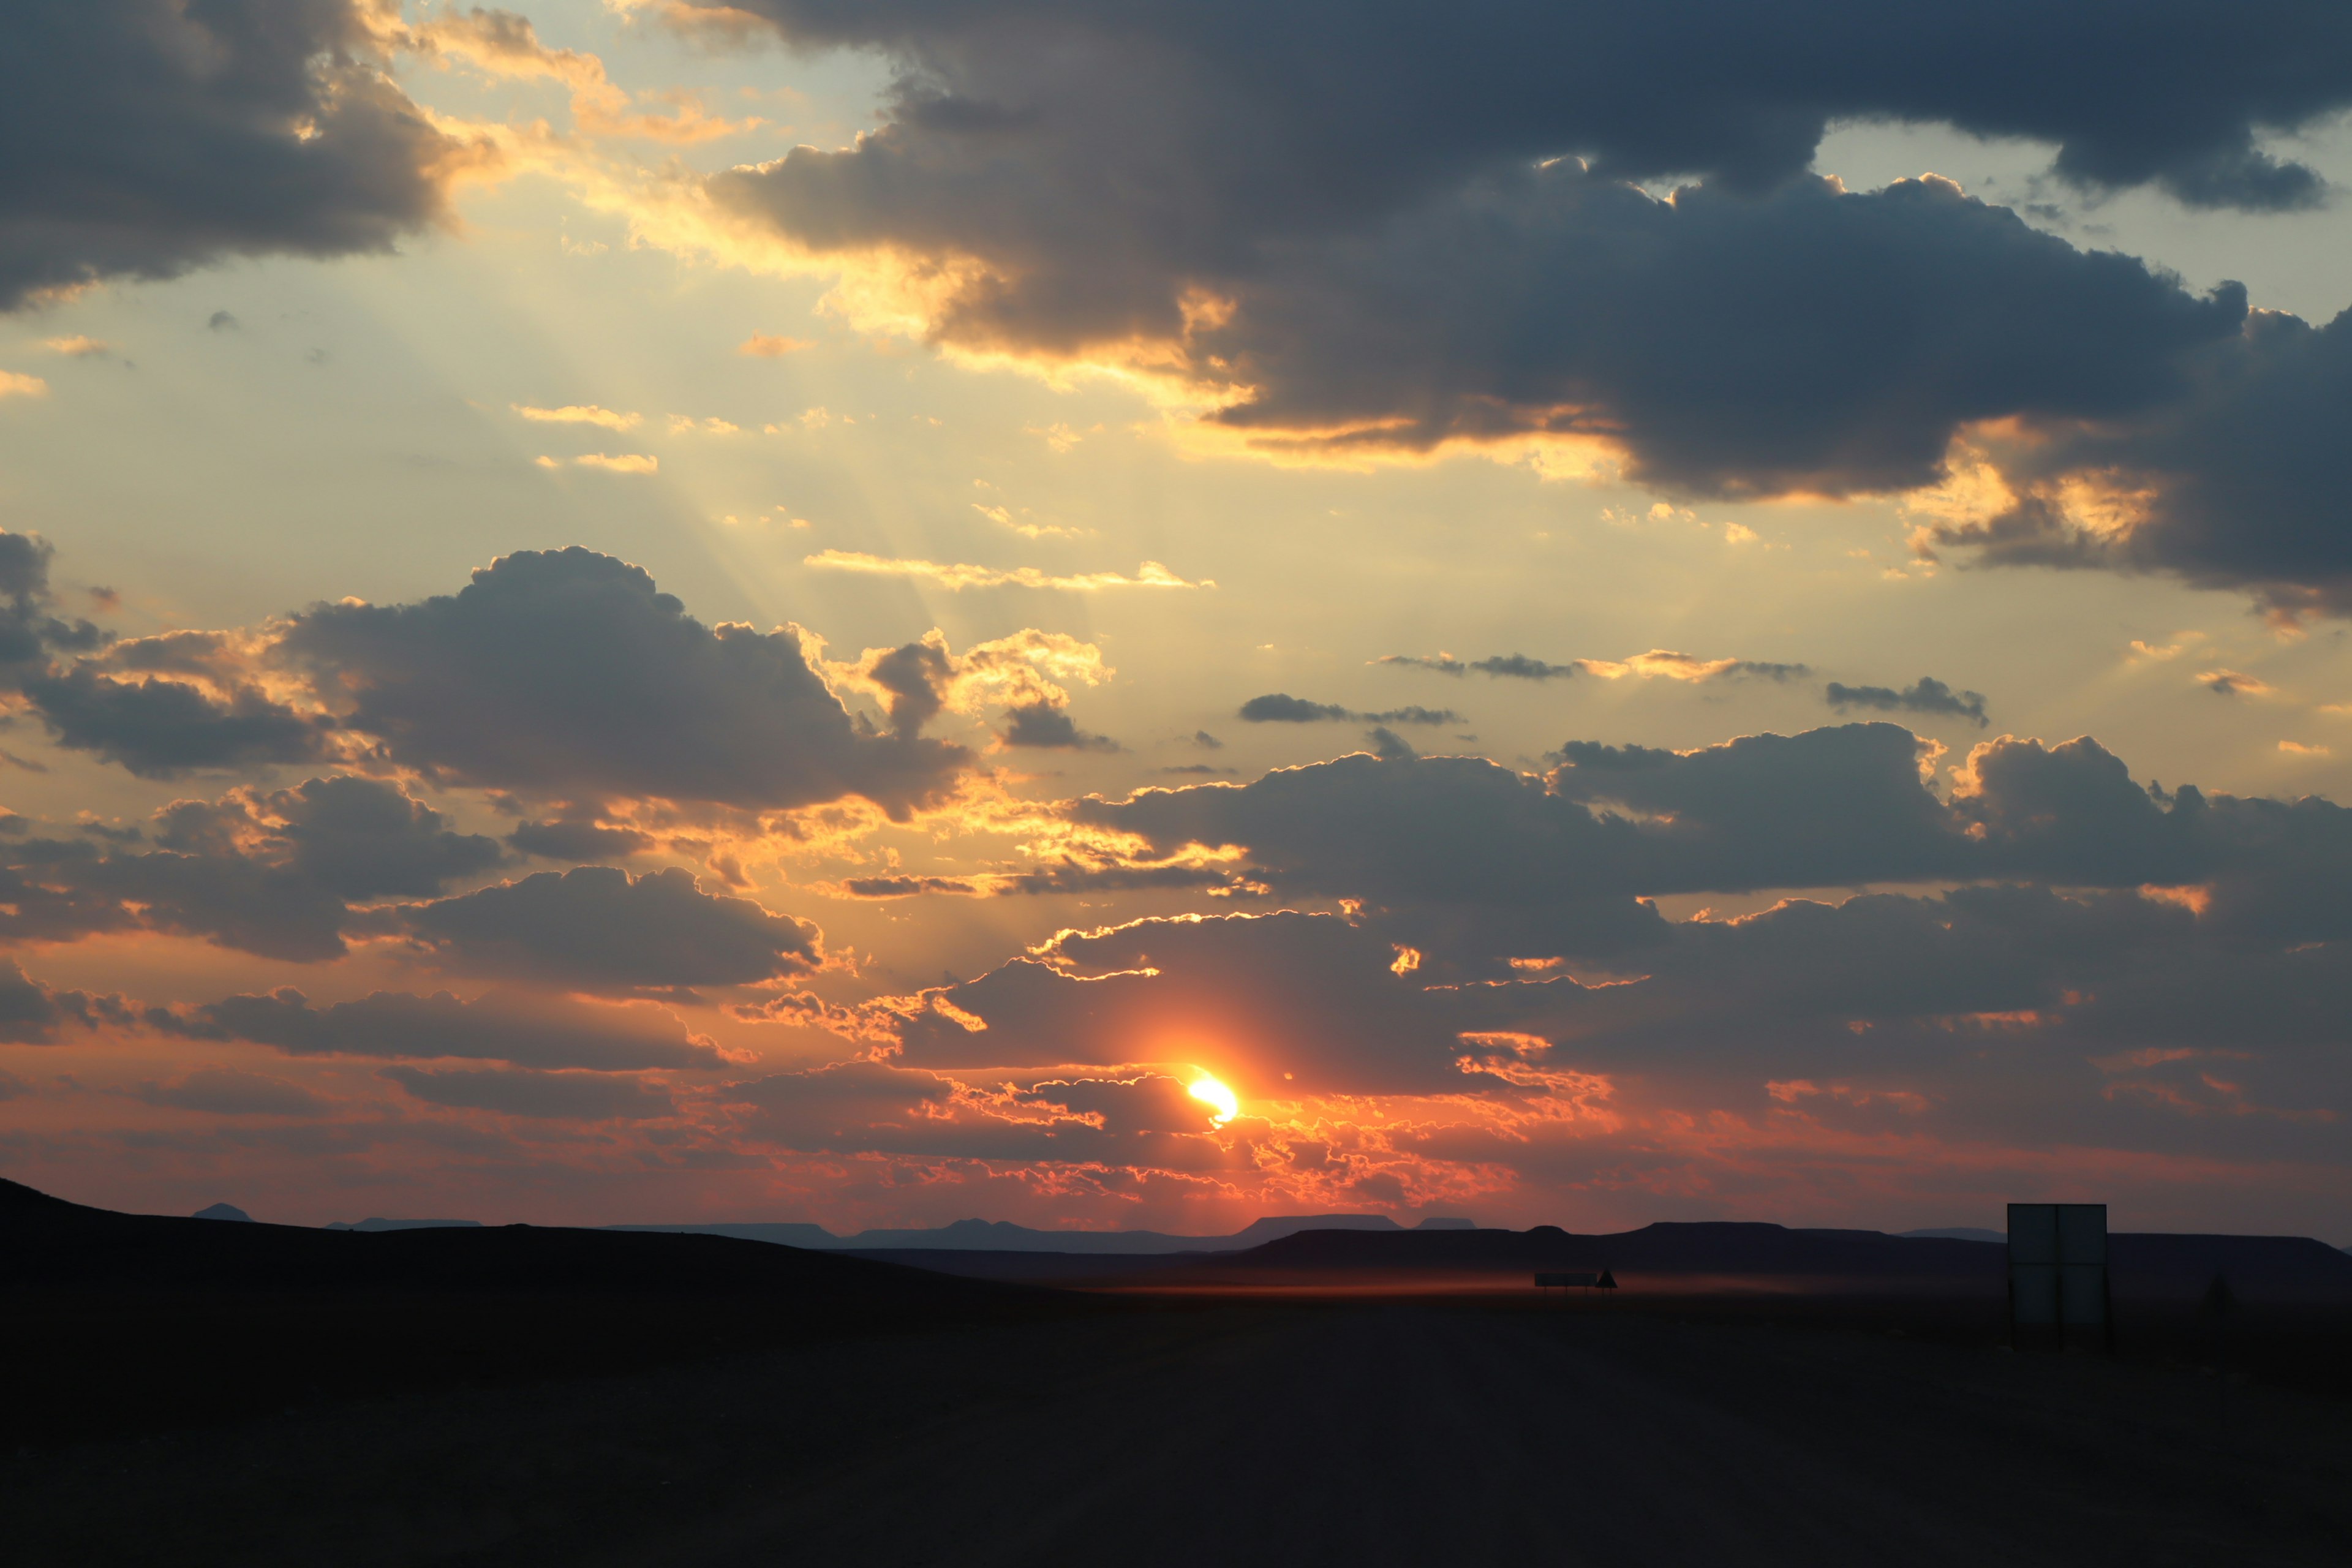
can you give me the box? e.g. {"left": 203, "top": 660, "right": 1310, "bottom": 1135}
{"left": 537, "top": 453, "right": 658, "bottom": 474}
{"left": 1380, "top": 650, "right": 1806, "bottom": 682}
{"left": 805, "top": 552, "right": 1212, "bottom": 592}
{"left": 513, "top": 403, "right": 641, "bottom": 431}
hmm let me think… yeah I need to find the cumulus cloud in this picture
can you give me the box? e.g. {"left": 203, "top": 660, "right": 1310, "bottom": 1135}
{"left": 1825, "top": 676, "right": 1989, "bottom": 727}
{"left": 0, "top": 961, "right": 130, "bottom": 1042}
{"left": 999, "top": 701, "right": 1119, "bottom": 752}
{"left": 1061, "top": 725, "right": 2352, "bottom": 982}
{"left": 683, "top": 2, "right": 2348, "bottom": 214}
{"left": 0, "top": 777, "right": 501, "bottom": 962}
{"left": 1913, "top": 312, "right": 2352, "bottom": 617}
{"left": 153, "top": 987, "right": 726, "bottom": 1071}
{"left": 25, "top": 664, "right": 333, "bottom": 777}
{"left": 402, "top": 866, "right": 822, "bottom": 994}
{"left": 3, "top": 0, "right": 477, "bottom": 311}
{"left": 648, "top": 2, "right": 2352, "bottom": 614}
{"left": 275, "top": 547, "right": 967, "bottom": 816}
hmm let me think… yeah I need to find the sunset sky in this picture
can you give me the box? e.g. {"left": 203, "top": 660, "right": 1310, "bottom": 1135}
{"left": 4, "top": 0, "right": 2350, "bottom": 1238}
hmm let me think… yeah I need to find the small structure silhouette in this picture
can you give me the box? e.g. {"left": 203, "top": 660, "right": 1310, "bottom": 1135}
{"left": 1534, "top": 1268, "right": 1616, "bottom": 1297}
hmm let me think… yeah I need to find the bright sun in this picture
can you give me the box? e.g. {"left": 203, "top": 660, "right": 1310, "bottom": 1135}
{"left": 1188, "top": 1074, "right": 1240, "bottom": 1125}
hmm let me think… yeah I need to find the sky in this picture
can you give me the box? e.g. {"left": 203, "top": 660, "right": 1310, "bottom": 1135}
{"left": 2, "top": 0, "right": 2350, "bottom": 1240}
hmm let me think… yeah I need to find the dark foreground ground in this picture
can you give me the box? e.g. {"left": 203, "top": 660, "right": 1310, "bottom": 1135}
{"left": 10, "top": 1294, "right": 2351, "bottom": 1568}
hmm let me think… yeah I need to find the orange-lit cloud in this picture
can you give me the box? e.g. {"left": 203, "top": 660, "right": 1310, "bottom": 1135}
{"left": 514, "top": 402, "right": 641, "bottom": 431}
{"left": 804, "top": 552, "right": 1213, "bottom": 592}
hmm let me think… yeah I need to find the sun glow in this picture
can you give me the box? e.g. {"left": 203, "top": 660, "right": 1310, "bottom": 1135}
{"left": 1188, "top": 1074, "right": 1240, "bottom": 1125}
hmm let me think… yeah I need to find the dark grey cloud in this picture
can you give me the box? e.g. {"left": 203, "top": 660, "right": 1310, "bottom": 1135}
{"left": 508, "top": 818, "right": 658, "bottom": 862}
{"left": 999, "top": 700, "right": 1118, "bottom": 751}
{"left": 1913, "top": 312, "right": 2352, "bottom": 616}
{"left": 1825, "top": 677, "right": 1989, "bottom": 727}
{"left": 380, "top": 1065, "right": 677, "bottom": 1121}
{"left": 132, "top": 1068, "right": 324, "bottom": 1117}
{"left": 685, "top": 2, "right": 2350, "bottom": 612}
{"left": 0, "top": 960, "right": 129, "bottom": 1042}
{"left": 276, "top": 548, "right": 968, "bottom": 816}
{"left": 1365, "top": 726, "right": 1415, "bottom": 763}
{"left": 155, "top": 775, "right": 505, "bottom": 900}
{"left": 4, "top": 1, "right": 466, "bottom": 311}
{"left": 1238, "top": 694, "right": 1460, "bottom": 725}
{"left": 153, "top": 987, "right": 725, "bottom": 1071}
{"left": 840, "top": 873, "right": 981, "bottom": 898}
{"left": 1068, "top": 725, "right": 2352, "bottom": 979}
{"left": 22, "top": 666, "right": 333, "bottom": 778}
{"left": 0, "top": 777, "right": 504, "bottom": 962}
{"left": 694, "top": 1, "right": 2351, "bottom": 212}
{"left": 0, "top": 533, "right": 330, "bottom": 778}
{"left": 401, "top": 865, "right": 822, "bottom": 993}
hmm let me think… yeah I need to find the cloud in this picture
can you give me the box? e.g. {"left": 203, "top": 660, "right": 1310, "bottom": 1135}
{"left": 999, "top": 701, "right": 1119, "bottom": 752}
{"left": 154, "top": 987, "right": 726, "bottom": 1071}
{"left": 638, "top": 3, "right": 2352, "bottom": 615}
{"left": 1380, "top": 650, "right": 1805, "bottom": 683}
{"left": 2, "top": 0, "right": 477, "bottom": 312}
{"left": 380, "top": 1065, "right": 676, "bottom": 1120}
{"left": 540, "top": 452, "right": 659, "bottom": 474}
{"left": 1913, "top": 311, "right": 2352, "bottom": 617}
{"left": 133, "top": 1068, "right": 323, "bottom": 1117}
{"left": 681, "top": 2, "right": 2348, "bottom": 213}
{"left": 0, "top": 371, "right": 50, "bottom": 399}
{"left": 401, "top": 866, "right": 822, "bottom": 994}
{"left": 739, "top": 333, "right": 812, "bottom": 356}
{"left": 42, "top": 336, "right": 111, "bottom": 358}
{"left": 2199, "top": 669, "right": 2273, "bottom": 697}
{"left": 274, "top": 547, "right": 968, "bottom": 816}
{"left": 0, "top": 961, "right": 129, "bottom": 1043}
{"left": 1055, "top": 725, "right": 2352, "bottom": 989}
{"left": 839, "top": 874, "right": 981, "bottom": 899}
{"left": 507, "top": 818, "right": 657, "bottom": 862}
{"left": 804, "top": 551, "right": 1211, "bottom": 592}
{"left": 1825, "top": 677, "right": 1990, "bottom": 727}
{"left": 0, "top": 777, "right": 502, "bottom": 963}
{"left": 1237, "top": 695, "right": 1461, "bottom": 726}
{"left": 513, "top": 404, "right": 642, "bottom": 431}
{"left": 153, "top": 775, "right": 506, "bottom": 901}
{"left": 728, "top": 1058, "right": 1232, "bottom": 1163}
{"left": 24, "top": 664, "right": 336, "bottom": 777}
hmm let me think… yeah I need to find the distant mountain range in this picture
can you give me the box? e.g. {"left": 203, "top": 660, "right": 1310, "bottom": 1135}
{"left": 605, "top": 1213, "right": 1468, "bottom": 1253}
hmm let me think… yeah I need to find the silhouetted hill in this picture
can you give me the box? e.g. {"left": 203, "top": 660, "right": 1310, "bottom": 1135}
{"left": 0, "top": 1179, "right": 1073, "bottom": 1446}
{"left": 0, "top": 1178, "right": 1051, "bottom": 1300}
